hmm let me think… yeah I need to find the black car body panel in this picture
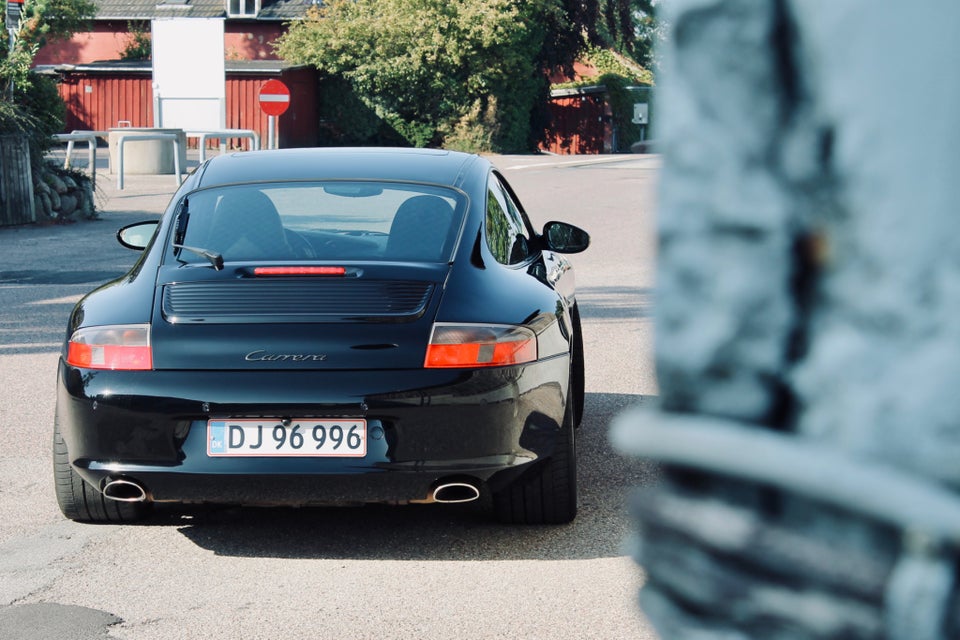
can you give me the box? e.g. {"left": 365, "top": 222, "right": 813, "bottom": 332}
{"left": 149, "top": 262, "right": 451, "bottom": 371}
{"left": 55, "top": 148, "right": 588, "bottom": 517}
{"left": 57, "top": 357, "right": 567, "bottom": 504}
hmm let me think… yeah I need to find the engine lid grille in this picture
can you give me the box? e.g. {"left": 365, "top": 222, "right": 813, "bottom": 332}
{"left": 162, "top": 280, "right": 434, "bottom": 323}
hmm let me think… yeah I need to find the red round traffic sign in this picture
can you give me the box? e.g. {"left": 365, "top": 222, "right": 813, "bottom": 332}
{"left": 258, "top": 79, "right": 291, "bottom": 117}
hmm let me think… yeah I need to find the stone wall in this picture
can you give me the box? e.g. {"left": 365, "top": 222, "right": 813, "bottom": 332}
{"left": 613, "top": 1, "right": 960, "bottom": 638}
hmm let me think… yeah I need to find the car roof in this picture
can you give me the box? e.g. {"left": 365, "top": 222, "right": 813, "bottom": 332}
{"left": 194, "top": 147, "right": 485, "bottom": 190}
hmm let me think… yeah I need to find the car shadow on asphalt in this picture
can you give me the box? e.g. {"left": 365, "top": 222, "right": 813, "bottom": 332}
{"left": 156, "top": 392, "right": 657, "bottom": 562}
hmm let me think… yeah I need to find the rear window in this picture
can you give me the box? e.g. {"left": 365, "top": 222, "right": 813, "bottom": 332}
{"left": 166, "top": 181, "right": 466, "bottom": 264}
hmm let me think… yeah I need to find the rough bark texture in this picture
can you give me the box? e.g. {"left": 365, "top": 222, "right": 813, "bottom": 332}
{"left": 614, "top": 1, "right": 960, "bottom": 638}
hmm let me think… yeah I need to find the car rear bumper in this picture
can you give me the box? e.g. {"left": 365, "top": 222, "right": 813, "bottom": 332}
{"left": 56, "top": 358, "right": 569, "bottom": 505}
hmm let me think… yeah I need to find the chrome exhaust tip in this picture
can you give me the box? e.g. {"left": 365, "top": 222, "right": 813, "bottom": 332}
{"left": 102, "top": 478, "right": 147, "bottom": 503}
{"left": 432, "top": 482, "right": 480, "bottom": 504}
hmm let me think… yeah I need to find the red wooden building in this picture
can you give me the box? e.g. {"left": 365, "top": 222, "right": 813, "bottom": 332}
{"left": 33, "top": 0, "right": 318, "bottom": 148}
{"left": 541, "top": 86, "right": 613, "bottom": 155}
{"left": 33, "top": 0, "right": 301, "bottom": 66}
{"left": 46, "top": 60, "right": 318, "bottom": 148}
{"left": 33, "top": 0, "right": 647, "bottom": 155}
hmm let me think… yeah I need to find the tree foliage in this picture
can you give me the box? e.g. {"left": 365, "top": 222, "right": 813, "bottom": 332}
{"left": 629, "top": 0, "right": 663, "bottom": 70}
{"left": 17, "top": 0, "right": 97, "bottom": 47}
{"left": 277, "top": 0, "right": 657, "bottom": 152}
{"left": 119, "top": 21, "right": 151, "bottom": 61}
{"left": 2, "top": 0, "right": 96, "bottom": 170}
{"left": 2, "top": 0, "right": 97, "bottom": 98}
{"left": 278, "top": 0, "right": 559, "bottom": 152}
{"left": 567, "top": 0, "right": 660, "bottom": 70}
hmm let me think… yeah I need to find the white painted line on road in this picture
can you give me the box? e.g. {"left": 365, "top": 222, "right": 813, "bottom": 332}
{"left": 29, "top": 295, "right": 84, "bottom": 305}
{"left": 503, "top": 156, "right": 652, "bottom": 171}
{"left": 0, "top": 342, "right": 61, "bottom": 349}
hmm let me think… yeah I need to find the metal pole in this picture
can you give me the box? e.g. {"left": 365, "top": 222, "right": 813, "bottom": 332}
{"left": 152, "top": 84, "right": 161, "bottom": 127}
{"left": 267, "top": 116, "right": 275, "bottom": 150}
{"left": 7, "top": 25, "right": 19, "bottom": 101}
{"left": 54, "top": 132, "right": 99, "bottom": 191}
{"left": 118, "top": 138, "right": 125, "bottom": 191}
{"left": 172, "top": 137, "right": 181, "bottom": 186}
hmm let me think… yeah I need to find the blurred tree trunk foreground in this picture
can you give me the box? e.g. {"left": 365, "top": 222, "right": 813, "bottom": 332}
{"left": 613, "top": 1, "right": 960, "bottom": 639}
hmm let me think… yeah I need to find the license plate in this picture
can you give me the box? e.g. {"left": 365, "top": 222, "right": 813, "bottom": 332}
{"left": 207, "top": 419, "right": 367, "bottom": 457}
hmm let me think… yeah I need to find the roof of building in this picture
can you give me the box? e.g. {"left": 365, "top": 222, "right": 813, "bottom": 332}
{"left": 34, "top": 59, "right": 313, "bottom": 75}
{"left": 93, "top": 0, "right": 318, "bottom": 21}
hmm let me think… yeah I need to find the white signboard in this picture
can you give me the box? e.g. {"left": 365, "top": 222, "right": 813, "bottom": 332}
{"left": 152, "top": 18, "right": 226, "bottom": 130}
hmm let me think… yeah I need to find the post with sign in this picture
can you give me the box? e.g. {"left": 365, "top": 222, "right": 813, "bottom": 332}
{"left": 258, "top": 79, "right": 291, "bottom": 150}
{"left": 6, "top": 0, "right": 23, "bottom": 31}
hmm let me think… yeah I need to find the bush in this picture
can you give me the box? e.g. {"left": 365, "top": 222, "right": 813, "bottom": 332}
{"left": 18, "top": 73, "right": 66, "bottom": 172}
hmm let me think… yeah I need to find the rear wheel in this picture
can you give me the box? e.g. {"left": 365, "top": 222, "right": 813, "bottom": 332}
{"left": 570, "top": 303, "right": 585, "bottom": 428}
{"left": 493, "top": 391, "right": 578, "bottom": 525}
{"left": 53, "top": 415, "right": 147, "bottom": 523}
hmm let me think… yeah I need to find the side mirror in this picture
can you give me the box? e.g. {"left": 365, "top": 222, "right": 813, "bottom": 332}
{"left": 117, "top": 220, "right": 159, "bottom": 251}
{"left": 542, "top": 221, "right": 590, "bottom": 254}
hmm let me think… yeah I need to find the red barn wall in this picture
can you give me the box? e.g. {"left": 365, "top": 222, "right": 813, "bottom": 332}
{"left": 55, "top": 68, "right": 318, "bottom": 149}
{"left": 541, "top": 93, "right": 611, "bottom": 155}
{"left": 225, "top": 69, "right": 317, "bottom": 148}
{"left": 58, "top": 72, "right": 154, "bottom": 132}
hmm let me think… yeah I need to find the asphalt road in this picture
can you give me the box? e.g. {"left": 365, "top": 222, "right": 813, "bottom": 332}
{"left": 0, "top": 153, "right": 661, "bottom": 640}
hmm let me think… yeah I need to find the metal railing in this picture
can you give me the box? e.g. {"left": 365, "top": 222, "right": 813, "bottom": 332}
{"left": 186, "top": 129, "right": 260, "bottom": 163}
{"left": 52, "top": 131, "right": 105, "bottom": 190}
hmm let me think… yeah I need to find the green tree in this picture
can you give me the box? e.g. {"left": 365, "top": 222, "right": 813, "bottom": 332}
{"left": 119, "top": 21, "right": 151, "bottom": 61}
{"left": 630, "top": 0, "right": 662, "bottom": 70}
{"left": 278, "top": 0, "right": 560, "bottom": 152}
{"left": 588, "top": 0, "right": 660, "bottom": 69}
{"left": 2, "top": 0, "right": 98, "bottom": 222}
{"left": 2, "top": 0, "right": 98, "bottom": 89}
{"left": 277, "top": 0, "right": 657, "bottom": 152}
{"left": 1, "top": 0, "right": 97, "bottom": 161}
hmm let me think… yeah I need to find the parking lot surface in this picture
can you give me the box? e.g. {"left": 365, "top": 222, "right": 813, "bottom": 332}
{"left": 0, "top": 151, "right": 661, "bottom": 639}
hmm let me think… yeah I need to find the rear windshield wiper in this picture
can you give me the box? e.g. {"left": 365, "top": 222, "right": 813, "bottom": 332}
{"left": 170, "top": 197, "right": 223, "bottom": 270}
{"left": 173, "top": 244, "right": 224, "bottom": 270}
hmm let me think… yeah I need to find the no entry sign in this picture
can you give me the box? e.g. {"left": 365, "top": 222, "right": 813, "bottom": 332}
{"left": 258, "top": 79, "right": 290, "bottom": 117}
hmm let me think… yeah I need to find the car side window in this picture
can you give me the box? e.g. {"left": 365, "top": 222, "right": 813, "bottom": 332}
{"left": 485, "top": 175, "right": 532, "bottom": 266}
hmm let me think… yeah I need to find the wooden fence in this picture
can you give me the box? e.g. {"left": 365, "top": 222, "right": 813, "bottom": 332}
{"left": 0, "top": 135, "right": 35, "bottom": 227}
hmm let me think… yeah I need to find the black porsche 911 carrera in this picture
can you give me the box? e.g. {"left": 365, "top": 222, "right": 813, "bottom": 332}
{"left": 54, "top": 147, "right": 589, "bottom": 524}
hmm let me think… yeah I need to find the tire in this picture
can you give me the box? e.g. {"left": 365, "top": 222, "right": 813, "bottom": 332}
{"left": 493, "top": 391, "right": 578, "bottom": 525}
{"left": 53, "top": 415, "right": 147, "bottom": 523}
{"left": 570, "top": 303, "right": 585, "bottom": 428}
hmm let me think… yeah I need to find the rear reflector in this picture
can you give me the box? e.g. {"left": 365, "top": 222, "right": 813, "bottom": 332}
{"left": 254, "top": 266, "right": 347, "bottom": 276}
{"left": 66, "top": 324, "right": 152, "bottom": 370}
{"left": 425, "top": 323, "right": 537, "bottom": 368}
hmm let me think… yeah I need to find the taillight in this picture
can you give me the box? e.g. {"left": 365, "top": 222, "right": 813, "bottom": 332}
{"left": 66, "top": 324, "right": 153, "bottom": 370}
{"left": 425, "top": 323, "right": 537, "bottom": 368}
